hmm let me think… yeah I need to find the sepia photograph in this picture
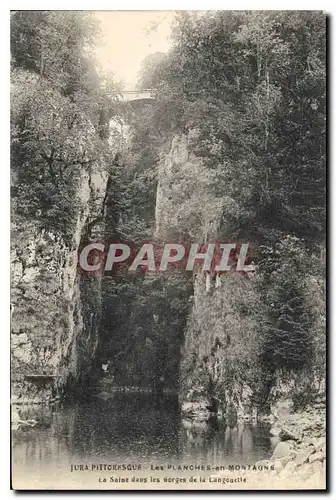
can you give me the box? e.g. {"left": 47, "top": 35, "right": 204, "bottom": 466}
{"left": 10, "top": 8, "right": 326, "bottom": 490}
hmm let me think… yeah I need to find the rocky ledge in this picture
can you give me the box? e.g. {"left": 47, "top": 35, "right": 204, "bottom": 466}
{"left": 261, "top": 401, "right": 326, "bottom": 488}
{"left": 186, "top": 395, "right": 326, "bottom": 489}
{"left": 210, "top": 426, "right": 325, "bottom": 490}
{"left": 11, "top": 405, "right": 53, "bottom": 432}
{"left": 181, "top": 399, "right": 221, "bottom": 421}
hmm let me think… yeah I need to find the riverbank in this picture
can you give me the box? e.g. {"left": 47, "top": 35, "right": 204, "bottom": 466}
{"left": 210, "top": 395, "right": 326, "bottom": 489}
{"left": 265, "top": 401, "right": 326, "bottom": 488}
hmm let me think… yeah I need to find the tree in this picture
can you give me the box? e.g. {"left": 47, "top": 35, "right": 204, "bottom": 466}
{"left": 11, "top": 11, "right": 120, "bottom": 241}
{"left": 136, "top": 51, "right": 168, "bottom": 90}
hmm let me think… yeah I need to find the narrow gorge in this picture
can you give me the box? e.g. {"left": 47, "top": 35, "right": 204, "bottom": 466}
{"left": 11, "top": 10, "right": 326, "bottom": 490}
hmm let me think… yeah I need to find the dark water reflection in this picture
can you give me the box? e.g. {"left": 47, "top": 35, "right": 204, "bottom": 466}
{"left": 12, "top": 394, "right": 272, "bottom": 477}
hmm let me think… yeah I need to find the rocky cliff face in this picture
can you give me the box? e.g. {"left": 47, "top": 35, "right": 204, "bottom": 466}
{"left": 180, "top": 273, "right": 261, "bottom": 420}
{"left": 155, "top": 133, "right": 260, "bottom": 418}
{"left": 155, "top": 134, "right": 326, "bottom": 425}
{"left": 155, "top": 133, "right": 224, "bottom": 242}
{"left": 11, "top": 170, "right": 108, "bottom": 404}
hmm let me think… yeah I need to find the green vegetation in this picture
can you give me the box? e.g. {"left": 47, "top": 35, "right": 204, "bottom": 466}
{"left": 11, "top": 11, "right": 120, "bottom": 242}
{"left": 137, "top": 11, "right": 326, "bottom": 405}
{"left": 11, "top": 11, "right": 326, "bottom": 405}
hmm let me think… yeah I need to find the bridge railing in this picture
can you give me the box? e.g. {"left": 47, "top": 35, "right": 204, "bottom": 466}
{"left": 119, "top": 89, "right": 156, "bottom": 102}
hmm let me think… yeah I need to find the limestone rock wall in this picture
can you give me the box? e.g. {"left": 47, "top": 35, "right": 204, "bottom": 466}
{"left": 11, "top": 169, "right": 108, "bottom": 403}
{"left": 155, "top": 133, "right": 225, "bottom": 242}
{"left": 180, "top": 273, "right": 260, "bottom": 419}
{"left": 155, "top": 133, "right": 260, "bottom": 418}
{"left": 156, "top": 133, "right": 325, "bottom": 424}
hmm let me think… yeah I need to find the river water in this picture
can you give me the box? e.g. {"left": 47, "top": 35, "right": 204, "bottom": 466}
{"left": 12, "top": 393, "right": 273, "bottom": 489}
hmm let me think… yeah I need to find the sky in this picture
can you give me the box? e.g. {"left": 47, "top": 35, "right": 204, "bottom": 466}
{"left": 94, "top": 11, "right": 176, "bottom": 89}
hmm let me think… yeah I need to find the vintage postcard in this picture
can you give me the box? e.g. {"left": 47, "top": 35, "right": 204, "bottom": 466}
{"left": 10, "top": 10, "right": 326, "bottom": 490}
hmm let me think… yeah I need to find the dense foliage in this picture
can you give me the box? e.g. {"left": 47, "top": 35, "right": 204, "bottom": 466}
{"left": 137, "top": 11, "right": 326, "bottom": 397}
{"left": 11, "top": 11, "right": 120, "bottom": 241}
{"left": 147, "top": 11, "right": 326, "bottom": 240}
